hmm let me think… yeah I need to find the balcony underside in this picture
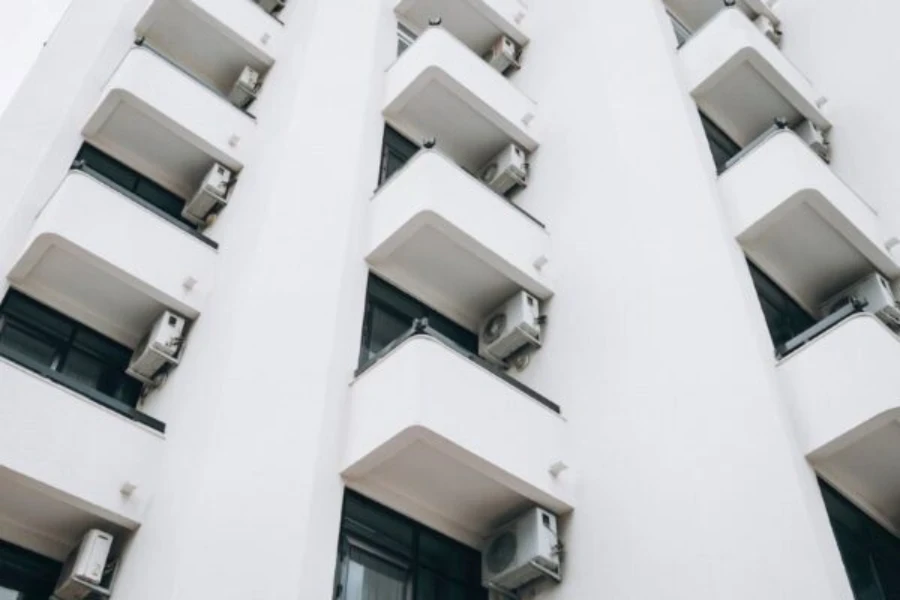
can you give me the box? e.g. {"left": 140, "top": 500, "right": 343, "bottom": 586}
{"left": 367, "top": 151, "right": 552, "bottom": 330}
{"left": 137, "top": 0, "right": 278, "bottom": 94}
{"left": 83, "top": 48, "right": 249, "bottom": 203}
{"left": 384, "top": 28, "right": 539, "bottom": 173}
{"left": 8, "top": 173, "right": 214, "bottom": 348}
{"left": 667, "top": 0, "right": 779, "bottom": 33}
{"left": 779, "top": 315, "right": 900, "bottom": 536}
{"left": 680, "top": 9, "right": 828, "bottom": 147}
{"left": 719, "top": 131, "right": 898, "bottom": 316}
{"left": 343, "top": 336, "right": 572, "bottom": 547}
{"left": 394, "top": 0, "right": 530, "bottom": 55}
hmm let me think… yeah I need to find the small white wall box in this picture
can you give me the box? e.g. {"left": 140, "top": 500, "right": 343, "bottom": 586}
{"left": 821, "top": 272, "right": 900, "bottom": 331}
{"left": 182, "top": 163, "right": 234, "bottom": 226}
{"left": 479, "top": 143, "right": 529, "bottom": 196}
{"left": 479, "top": 290, "right": 542, "bottom": 364}
{"left": 483, "top": 35, "right": 521, "bottom": 75}
{"left": 482, "top": 507, "right": 560, "bottom": 592}
{"left": 127, "top": 311, "right": 187, "bottom": 385}
{"left": 256, "top": 0, "right": 286, "bottom": 15}
{"left": 227, "top": 66, "right": 262, "bottom": 110}
{"left": 54, "top": 529, "right": 115, "bottom": 600}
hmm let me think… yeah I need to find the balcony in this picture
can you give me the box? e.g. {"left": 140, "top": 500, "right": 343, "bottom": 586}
{"left": 384, "top": 27, "right": 539, "bottom": 174}
{"left": 342, "top": 331, "right": 572, "bottom": 546}
{"left": 83, "top": 47, "right": 250, "bottom": 203}
{"left": 779, "top": 314, "right": 900, "bottom": 534}
{"left": 0, "top": 358, "right": 162, "bottom": 559}
{"left": 719, "top": 131, "right": 899, "bottom": 316}
{"left": 667, "top": 0, "right": 779, "bottom": 34}
{"left": 366, "top": 151, "right": 552, "bottom": 330}
{"left": 679, "top": 8, "right": 829, "bottom": 147}
{"left": 137, "top": 0, "right": 279, "bottom": 95}
{"left": 7, "top": 172, "right": 216, "bottom": 349}
{"left": 394, "top": 0, "right": 531, "bottom": 55}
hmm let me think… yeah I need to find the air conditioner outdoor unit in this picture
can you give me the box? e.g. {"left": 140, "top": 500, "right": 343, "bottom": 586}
{"left": 227, "top": 66, "right": 261, "bottom": 109}
{"left": 479, "top": 144, "right": 528, "bottom": 196}
{"left": 54, "top": 529, "right": 114, "bottom": 600}
{"left": 182, "top": 163, "right": 233, "bottom": 226}
{"left": 821, "top": 272, "right": 900, "bottom": 331}
{"left": 256, "top": 0, "right": 286, "bottom": 15}
{"left": 479, "top": 290, "right": 542, "bottom": 364}
{"left": 483, "top": 35, "right": 521, "bottom": 74}
{"left": 127, "top": 311, "right": 187, "bottom": 385}
{"left": 482, "top": 508, "right": 560, "bottom": 592}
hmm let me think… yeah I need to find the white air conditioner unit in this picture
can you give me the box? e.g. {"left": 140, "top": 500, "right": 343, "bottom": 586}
{"left": 127, "top": 311, "right": 187, "bottom": 385}
{"left": 479, "top": 290, "right": 542, "bottom": 364}
{"left": 54, "top": 529, "right": 114, "bottom": 600}
{"left": 821, "top": 273, "right": 900, "bottom": 331}
{"left": 256, "top": 0, "right": 286, "bottom": 15}
{"left": 182, "top": 163, "right": 233, "bottom": 226}
{"left": 483, "top": 35, "right": 521, "bottom": 74}
{"left": 228, "top": 66, "right": 261, "bottom": 109}
{"left": 479, "top": 144, "right": 528, "bottom": 196}
{"left": 482, "top": 508, "right": 560, "bottom": 592}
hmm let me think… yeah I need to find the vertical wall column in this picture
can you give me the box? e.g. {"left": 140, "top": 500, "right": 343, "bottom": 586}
{"left": 513, "top": 1, "right": 853, "bottom": 599}
{"left": 110, "top": 1, "right": 393, "bottom": 599}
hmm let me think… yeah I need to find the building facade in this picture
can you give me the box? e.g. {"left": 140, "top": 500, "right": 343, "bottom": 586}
{"left": 0, "top": 0, "right": 898, "bottom": 598}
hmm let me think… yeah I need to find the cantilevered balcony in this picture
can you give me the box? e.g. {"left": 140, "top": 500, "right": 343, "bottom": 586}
{"left": 366, "top": 150, "right": 552, "bottom": 330}
{"left": 680, "top": 8, "right": 829, "bottom": 147}
{"left": 137, "top": 0, "right": 280, "bottom": 96}
{"left": 719, "top": 131, "right": 899, "bottom": 317}
{"left": 7, "top": 172, "right": 215, "bottom": 349}
{"left": 779, "top": 314, "right": 900, "bottom": 536}
{"left": 0, "top": 357, "right": 162, "bottom": 559}
{"left": 343, "top": 331, "right": 572, "bottom": 547}
{"left": 667, "top": 0, "right": 779, "bottom": 35}
{"left": 384, "top": 27, "right": 539, "bottom": 174}
{"left": 394, "top": 0, "right": 531, "bottom": 56}
{"left": 83, "top": 47, "right": 250, "bottom": 204}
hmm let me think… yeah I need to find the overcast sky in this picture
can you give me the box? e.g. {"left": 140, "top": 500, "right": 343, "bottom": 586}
{"left": 0, "top": 0, "right": 73, "bottom": 115}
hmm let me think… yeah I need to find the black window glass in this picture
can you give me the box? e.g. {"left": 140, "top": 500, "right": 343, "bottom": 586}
{"left": 360, "top": 275, "right": 478, "bottom": 366}
{"left": 701, "top": 113, "right": 741, "bottom": 173}
{"left": 379, "top": 126, "right": 419, "bottom": 185}
{"left": 747, "top": 261, "right": 815, "bottom": 350}
{"left": 0, "top": 290, "right": 142, "bottom": 407}
{"left": 820, "top": 480, "right": 900, "bottom": 600}
{"left": 75, "top": 144, "right": 192, "bottom": 227}
{"left": 0, "top": 538, "right": 61, "bottom": 600}
{"left": 336, "top": 492, "right": 486, "bottom": 600}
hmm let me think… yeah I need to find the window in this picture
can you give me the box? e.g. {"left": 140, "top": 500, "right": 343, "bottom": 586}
{"left": 0, "top": 290, "right": 143, "bottom": 408}
{"left": 397, "top": 23, "right": 417, "bottom": 56}
{"left": 360, "top": 275, "right": 477, "bottom": 366}
{"left": 667, "top": 10, "right": 691, "bottom": 46}
{"left": 701, "top": 113, "right": 741, "bottom": 173}
{"left": 0, "top": 538, "right": 62, "bottom": 600}
{"left": 335, "top": 492, "right": 486, "bottom": 600}
{"left": 820, "top": 480, "right": 900, "bottom": 600}
{"left": 379, "top": 126, "right": 419, "bottom": 186}
{"left": 747, "top": 262, "right": 815, "bottom": 350}
{"left": 73, "top": 144, "right": 194, "bottom": 229}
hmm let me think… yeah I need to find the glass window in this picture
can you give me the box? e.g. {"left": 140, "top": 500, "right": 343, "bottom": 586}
{"left": 397, "top": 23, "right": 417, "bottom": 56}
{"left": 335, "top": 492, "right": 486, "bottom": 600}
{"left": 0, "top": 538, "right": 61, "bottom": 600}
{"left": 74, "top": 144, "right": 192, "bottom": 228}
{"left": 747, "top": 262, "right": 816, "bottom": 350}
{"left": 0, "top": 290, "right": 143, "bottom": 408}
{"left": 667, "top": 10, "right": 691, "bottom": 46}
{"left": 360, "top": 275, "right": 478, "bottom": 366}
{"left": 379, "top": 126, "right": 419, "bottom": 186}
{"left": 701, "top": 113, "right": 742, "bottom": 173}
{"left": 820, "top": 480, "right": 900, "bottom": 600}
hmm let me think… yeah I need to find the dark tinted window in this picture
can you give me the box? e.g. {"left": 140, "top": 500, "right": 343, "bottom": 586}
{"left": 360, "top": 275, "right": 477, "bottom": 366}
{"left": 821, "top": 480, "right": 900, "bottom": 600}
{"left": 0, "top": 537, "right": 62, "bottom": 599}
{"left": 379, "top": 126, "right": 419, "bottom": 185}
{"left": 747, "top": 262, "right": 815, "bottom": 350}
{"left": 0, "top": 290, "right": 142, "bottom": 407}
{"left": 335, "top": 492, "right": 486, "bottom": 600}
{"left": 701, "top": 113, "right": 741, "bottom": 173}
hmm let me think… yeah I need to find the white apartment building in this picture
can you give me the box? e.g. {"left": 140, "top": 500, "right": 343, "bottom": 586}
{"left": 0, "top": 0, "right": 898, "bottom": 597}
